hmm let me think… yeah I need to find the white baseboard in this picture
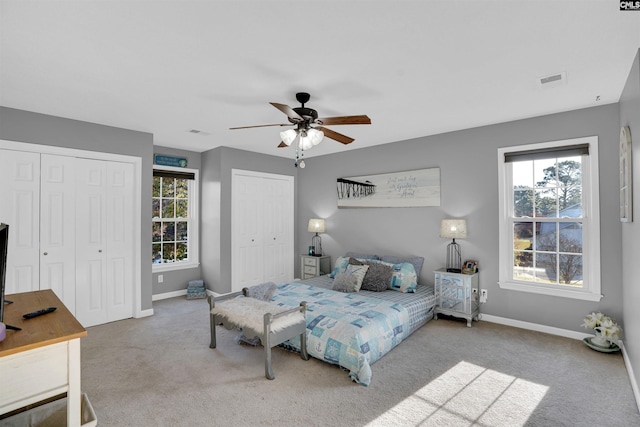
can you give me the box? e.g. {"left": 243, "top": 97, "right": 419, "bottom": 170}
{"left": 152, "top": 289, "right": 187, "bottom": 301}
{"left": 135, "top": 308, "right": 154, "bottom": 318}
{"left": 482, "top": 313, "right": 640, "bottom": 413}
{"left": 620, "top": 342, "right": 640, "bottom": 413}
{"left": 480, "top": 313, "right": 591, "bottom": 340}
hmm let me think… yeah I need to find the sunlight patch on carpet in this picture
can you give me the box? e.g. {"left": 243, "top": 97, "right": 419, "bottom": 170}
{"left": 366, "top": 361, "right": 548, "bottom": 426}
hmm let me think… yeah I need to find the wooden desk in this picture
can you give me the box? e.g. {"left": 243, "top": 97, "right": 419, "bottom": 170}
{"left": 0, "top": 290, "right": 87, "bottom": 425}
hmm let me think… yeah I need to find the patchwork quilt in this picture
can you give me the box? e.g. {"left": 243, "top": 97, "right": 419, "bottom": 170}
{"left": 271, "top": 282, "right": 410, "bottom": 386}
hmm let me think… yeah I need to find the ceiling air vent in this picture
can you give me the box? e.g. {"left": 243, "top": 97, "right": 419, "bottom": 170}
{"left": 536, "top": 72, "right": 567, "bottom": 89}
{"left": 187, "top": 129, "right": 210, "bottom": 136}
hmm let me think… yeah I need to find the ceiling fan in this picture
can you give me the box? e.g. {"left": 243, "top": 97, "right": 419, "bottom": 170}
{"left": 230, "top": 92, "right": 371, "bottom": 167}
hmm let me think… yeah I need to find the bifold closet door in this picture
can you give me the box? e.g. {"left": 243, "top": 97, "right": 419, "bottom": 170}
{"left": 231, "top": 170, "right": 293, "bottom": 293}
{"left": 75, "top": 159, "right": 134, "bottom": 327}
{"left": 75, "top": 159, "right": 108, "bottom": 326}
{"left": 262, "top": 176, "right": 293, "bottom": 285}
{"left": 232, "top": 173, "right": 265, "bottom": 292}
{"left": 40, "top": 154, "right": 77, "bottom": 312}
{"left": 0, "top": 150, "right": 41, "bottom": 295}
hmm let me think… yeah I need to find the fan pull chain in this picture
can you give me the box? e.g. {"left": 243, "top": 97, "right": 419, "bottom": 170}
{"left": 299, "top": 139, "right": 305, "bottom": 168}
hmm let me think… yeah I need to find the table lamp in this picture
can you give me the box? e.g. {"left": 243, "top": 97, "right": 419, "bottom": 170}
{"left": 440, "top": 219, "right": 467, "bottom": 273}
{"left": 308, "top": 219, "right": 325, "bottom": 256}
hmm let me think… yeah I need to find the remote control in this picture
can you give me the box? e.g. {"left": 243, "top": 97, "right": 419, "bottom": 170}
{"left": 23, "top": 307, "right": 57, "bottom": 319}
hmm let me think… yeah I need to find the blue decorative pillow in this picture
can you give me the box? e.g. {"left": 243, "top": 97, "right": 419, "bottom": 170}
{"left": 329, "top": 256, "right": 351, "bottom": 278}
{"left": 388, "top": 262, "right": 418, "bottom": 292}
{"left": 379, "top": 256, "right": 424, "bottom": 283}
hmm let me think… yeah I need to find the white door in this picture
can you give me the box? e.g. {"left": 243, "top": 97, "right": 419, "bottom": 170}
{"left": 105, "top": 161, "right": 134, "bottom": 322}
{"left": 75, "top": 158, "right": 135, "bottom": 327}
{"left": 232, "top": 173, "right": 264, "bottom": 292}
{"left": 40, "top": 154, "right": 77, "bottom": 313}
{"left": 75, "top": 159, "right": 108, "bottom": 327}
{"left": 0, "top": 140, "right": 141, "bottom": 326}
{"left": 0, "top": 150, "right": 41, "bottom": 294}
{"left": 263, "top": 177, "right": 293, "bottom": 284}
{"left": 231, "top": 170, "right": 294, "bottom": 292}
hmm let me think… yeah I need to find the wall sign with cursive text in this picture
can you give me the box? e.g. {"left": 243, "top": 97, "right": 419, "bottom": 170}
{"left": 337, "top": 168, "right": 440, "bottom": 208}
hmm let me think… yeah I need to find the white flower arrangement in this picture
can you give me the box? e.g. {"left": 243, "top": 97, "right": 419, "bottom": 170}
{"left": 582, "top": 312, "right": 622, "bottom": 345}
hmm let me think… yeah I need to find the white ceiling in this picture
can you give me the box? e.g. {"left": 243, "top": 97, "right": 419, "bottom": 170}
{"left": 1, "top": 1, "right": 639, "bottom": 160}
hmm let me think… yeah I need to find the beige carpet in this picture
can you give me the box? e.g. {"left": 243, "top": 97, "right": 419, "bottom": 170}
{"left": 80, "top": 297, "right": 640, "bottom": 426}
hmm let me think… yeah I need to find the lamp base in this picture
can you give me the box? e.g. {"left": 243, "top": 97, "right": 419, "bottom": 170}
{"left": 445, "top": 240, "right": 462, "bottom": 274}
{"left": 311, "top": 234, "right": 322, "bottom": 257}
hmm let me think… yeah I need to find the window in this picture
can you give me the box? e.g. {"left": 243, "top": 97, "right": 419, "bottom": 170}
{"left": 497, "top": 137, "right": 601, "bottom": 301}
{"left": 152, "top": 166, "right": 199, "bottom": 271}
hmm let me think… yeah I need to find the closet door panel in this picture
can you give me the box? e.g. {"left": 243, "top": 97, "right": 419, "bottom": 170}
{"left": 105, "top": 161, "right": 134, "bottom": 322}
{"left": 40, "top": 154, "right": 76, "bottom": 312}
{"left": 0, "top": 150, "right": 40, "bottom": 294}
{"left": 232, "top": 174, "right": 264, "bottom": 292}
{"left": 75, "top": 159, "right": 108, "bottom": 327}
{"left": 262, "top": 177, "right": 293, "bottom": 284}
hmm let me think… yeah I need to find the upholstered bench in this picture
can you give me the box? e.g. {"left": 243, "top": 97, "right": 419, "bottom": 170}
{"left": 208, "top": 289, "right": 309, "bottom": 380}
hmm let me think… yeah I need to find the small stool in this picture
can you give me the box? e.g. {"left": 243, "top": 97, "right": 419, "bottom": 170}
{"left": 208, "top": 289, "right": 309, "bottom": 380}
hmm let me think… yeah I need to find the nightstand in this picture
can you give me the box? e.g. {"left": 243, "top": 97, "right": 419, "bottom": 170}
{"left": 433, "top": 268, "right": 479, "bottom": 327}
{"left": 300, "top": 255, "right": 331, "bottom": 279}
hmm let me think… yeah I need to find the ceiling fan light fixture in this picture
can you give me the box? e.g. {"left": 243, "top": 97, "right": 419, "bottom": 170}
{"left": 299, "top": 135, "right": 314, "bottom": 150}
{"left": 299, "top": 129, "right": 323, "bottom": 150}
{"left": 307, "top": 128, "right": 324, "bottom": 146}
{"left": 280, "top": 129, "right": 297, "bottom": 146}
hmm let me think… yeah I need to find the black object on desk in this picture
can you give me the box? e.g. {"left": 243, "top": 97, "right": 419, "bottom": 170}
{"left": 23, "top": 307, "right": 57, "bottom": 319}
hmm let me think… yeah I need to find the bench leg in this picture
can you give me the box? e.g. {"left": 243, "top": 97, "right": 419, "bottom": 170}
{"left": 210, "top": 313, "right": 217, "bottom": 349}
{"left": 300, "top": 331, "right": 309, "bottom": 360}
{"left": 265, "top": 345, "right": 274, "bottom": 380}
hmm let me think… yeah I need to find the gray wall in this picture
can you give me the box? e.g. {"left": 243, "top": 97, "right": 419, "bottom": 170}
{"left": 152, "top": 145, "right": 203, "bottom": 295}
{"left": 620, "top": 49, "right": 640, "bottom": 398}
{"left": 0, "top": 106, "right": 155, "bottom": 310}
{"left": 297, "top": 103, "right": 623, "bottom": 333}
{"left": 200, "top": 146, "right": 296, "bottom": 294}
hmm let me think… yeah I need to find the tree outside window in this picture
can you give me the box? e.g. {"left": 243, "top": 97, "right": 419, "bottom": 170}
{"left": 512, "top": 157, "right": 583, "bottom": 286}
{"left": 153, "top": 176, "right": 190, "bottom": 264}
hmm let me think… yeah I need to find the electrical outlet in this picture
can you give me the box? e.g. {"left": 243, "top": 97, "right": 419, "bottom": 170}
{"left": 158, "top": 274, "right": 164, "bottom": 283}
{"left": 480, "top": 289, "right": 487, "bottom": 303}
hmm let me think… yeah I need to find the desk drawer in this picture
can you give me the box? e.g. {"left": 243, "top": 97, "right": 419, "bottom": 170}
{"left": 0, "top": 341, "right": 69, "bottom": 410}
{"left": 304, "top": 265, "right": 317, "bottom": 275}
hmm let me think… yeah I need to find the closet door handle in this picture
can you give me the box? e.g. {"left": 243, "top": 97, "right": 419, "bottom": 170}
{"left": 98, "top": 249, "right": 103, "bottom": 253}
{"left": 43, "top": 252, "right": 48, "bottom": 256}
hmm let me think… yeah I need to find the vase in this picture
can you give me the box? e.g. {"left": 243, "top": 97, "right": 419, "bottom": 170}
{"left": 590, "top": 333, "right": 611, "bottom": 348}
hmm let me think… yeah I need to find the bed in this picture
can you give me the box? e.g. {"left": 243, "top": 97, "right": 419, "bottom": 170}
{"left": 268, "top": 254, "right": 436, "bottom": 386}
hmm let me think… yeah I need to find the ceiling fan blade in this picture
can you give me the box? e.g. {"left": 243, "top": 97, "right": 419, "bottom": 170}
{"left": 317, "top": 115, "right": 371, "bottom": 126}
{"left": 317, "top": 126, "right": 355, "bottom": 145}
{"left": 270, "top": 102, "right": 303, "bottom": 120}
{"left": 278, "top": 141, "right": 288, "bottom": 148}
{"left": 229, "top": 123, "right": 292, "bottom": 130}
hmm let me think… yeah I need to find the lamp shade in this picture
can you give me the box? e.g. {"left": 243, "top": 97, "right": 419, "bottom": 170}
{"left": 307, "top": 218, "right": 326, "bottom": 233}
{"left": 440, "top": 219, "right": 467, "bottom": 239}
{"left": 280, "top": 129, "right": 297, "bottom": 146}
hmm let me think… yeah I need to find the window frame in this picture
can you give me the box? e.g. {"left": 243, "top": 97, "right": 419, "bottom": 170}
{"left": 497, "top": 136, "right": 601, "bottom": 301}
{"left": 152, "top": 165, "right": 200, "bottom": 272}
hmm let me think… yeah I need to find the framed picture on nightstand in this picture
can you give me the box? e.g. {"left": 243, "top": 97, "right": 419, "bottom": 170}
{"left": 462, "top": 260, "right": 477, "bottom": 274}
